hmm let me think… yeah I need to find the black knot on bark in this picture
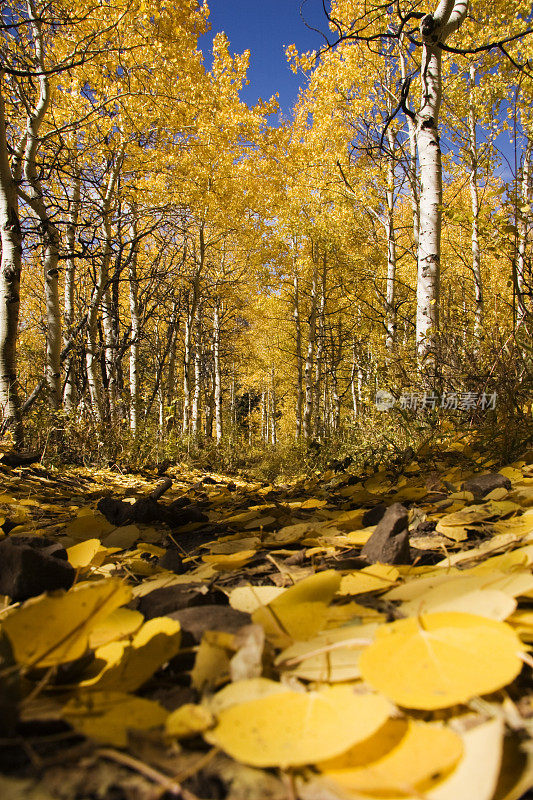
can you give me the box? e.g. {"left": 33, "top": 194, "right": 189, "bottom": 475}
{"left": 420, "top": 14, "right": 435, "bottom": 37}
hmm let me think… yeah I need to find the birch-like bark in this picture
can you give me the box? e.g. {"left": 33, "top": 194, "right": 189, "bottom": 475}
{"left": 182, "top": 313, "right": 192, "bottom": 433}
{"left": 165, "top": 301, "right": 179, "bottom": 426}
{"left": 303, "top": 255, "right": 318, "bottom": 440}
{"left": 261, "top": 392, "right": 266, "bottom": 442}
{"left": 128, "top": 209, "right": 139, "bottom": 435}
{"left": 101, "top": 221, "right": 120, "bottom": 425}
{"left": 191, "top": 306, "right": 202, "bottom": 436}
{"left": 293, "top": 276, "right": 304, "bottom": 438}
{"left": 350, "top": 340, "right": 359, "bottom": 420}
{"left": 86, "top": 145, "right": 125, "bottom": 422}
{"left": 63, "top": 168, "right": 80, "bottom": 413}
{"left": 270, "top": 367, "right": 277, "bottom": 445}
{"left": 183, "top": 225, "right": 204, "bottom": 433}
{"left": 0, "top": 78, "right": 22, "bottom": 446}
{"left": 467, "top": 66, "right": 483, "bottom": 336}
{"left": 399, "top": 37, "right": 419, "bottom": 246}
{"left": 213, "top": 300, "right": 223, "bottom": 442}
{"left": 385, "top": 124, "right": 397, "bottom": 349}
{"left": 517, "top": 135, "right": 532, "bottom": 323}
{"left": 415, "top": 0, "right": 468, "bottom": 370}
{"left": 22, "top": 2, "right": 62, "bottom": 409}
{"left": 313, "top": 253, "right": 326, "bottom": 437}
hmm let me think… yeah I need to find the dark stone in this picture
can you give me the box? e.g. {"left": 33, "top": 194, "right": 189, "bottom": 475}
{"left": 362, "top": 503, "right": 388, "bottom": 527}
{"left": 461, "top": 473, "right": 512, "bottom": 499}
{"left": 97, "top": 493, "right": 208, "bottom": 529}
{"left": 158, "top": 548, "right": 185, "bottom": 574}
{"left": 139, "top": 584, "right": 227, "bottom": 619}
{"left": 168, "top": 605, "right": 252, "bottom": 643}
{"left": 0, "top": 537, "right": 75, "bottom": 601}
{"left": 361, "top": 502, "right": 412, "bottom": 565}
{"left": 97, "top": 496, "right": 134, "bottom": 526}
{"left": 162, "top": 504, "right": 209, "bottom": 527}
{"left": 412, "top": 520, "right": 437, "bottom": 534}
{"left": 166, "top": 497, "right": 191, "bottom": 511}
{"left": 0, "top": 451, "right": 41, "bottom": 468}
{"left": 0, "top": 632, "right": 18, "bottom": 735}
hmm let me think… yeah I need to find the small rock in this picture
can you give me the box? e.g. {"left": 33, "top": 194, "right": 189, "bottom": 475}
{"left": 0, "top": 537, "right": 75, "bottom": 601}
{"left": 361, "top": 502, "right": 411, "bottom": 565}
{"left": 461, "top": 473, "right": 512, "bottom": 499}
{"left": 169, "top": 605, "right": 252, "bottom": 643}
{"left": 362, "top": 503, "right": 387, "bottom": 527}
{"left": 139, "top": 585, "right": 227, "bottom": 619}
{"left": 157, "top": 548, "right": 185, "bottom": 574}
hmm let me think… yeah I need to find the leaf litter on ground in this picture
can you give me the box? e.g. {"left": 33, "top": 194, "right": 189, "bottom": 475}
{"left": 1, "top": 450, "right": 533, "bottom": 798}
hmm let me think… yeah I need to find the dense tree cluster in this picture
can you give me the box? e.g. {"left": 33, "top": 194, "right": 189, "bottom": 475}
{"left": 0, "top": 0, "right": 532, "bottom": 455}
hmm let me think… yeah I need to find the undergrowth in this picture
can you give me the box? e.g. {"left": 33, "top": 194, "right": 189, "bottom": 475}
{"left": 19, "top": 392, "right": 533, "bottom": 483}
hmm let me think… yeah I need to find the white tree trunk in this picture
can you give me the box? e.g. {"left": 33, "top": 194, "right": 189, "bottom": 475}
{"left": 22, "top": 2, "right": 62, "bottom": 409}
{"left": 270, "top": 367, "right": 277, "bottom": 445}
{"left": 385, "top": 126, "right": 397, "bottom": 349}
{"left": 293, "top": 276, "right": 304, "bottom": 438}
{"left": 86, "top": 145, "right": 125, "bottom": 423}
{"left": 303, "top": 256, "right": 318, "bottom": 440}
{"left": 213, "top": 300, "right": 223, "bottom": 442}
{"left": 183, "top": 226, "right": 204, "bottom": 433}
{"left": 63, "top": 169, "right": 80, "bottom": 414}
{"left": 128, "top": 209, "right": 139, "bottom": 435}
{"left": 0, "top": 80, "right": 22, "bottom": 446}
{"left": 314, "top": 275, "right": 325, "bottom": 438}
{"left": 400, "top": 38, "right": 419, "bottom": 246}
{"left": 415, "top": 0, "right": 468, "bottom": 369}
{"left": 517, "top": 135, "right": 532, "bottom": 323}
{"left": 468, "top": 66, "right": 483, "bottom": 336}
{"left": 191, "top": 307, "right": 202, "bottom": 436}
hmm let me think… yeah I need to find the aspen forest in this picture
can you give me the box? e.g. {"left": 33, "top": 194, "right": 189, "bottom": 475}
{"left": 3, "top": 2, "right": 533, "bottom": 799}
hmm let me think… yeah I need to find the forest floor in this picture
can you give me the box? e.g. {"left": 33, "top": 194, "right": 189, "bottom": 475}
{"left": 1, "top": 442, "right": 533, "bottom": 800}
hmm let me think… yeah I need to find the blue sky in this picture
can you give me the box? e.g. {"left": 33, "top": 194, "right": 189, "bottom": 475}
{"left": 201, "top": 0, "right": 326, "bottom": 117}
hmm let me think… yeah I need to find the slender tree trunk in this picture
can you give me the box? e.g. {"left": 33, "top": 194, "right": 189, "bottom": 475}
{"left": 191, "top": 307, "right": 202, "bottom": 436}
{"left": 385, "top": 125, "right": 397, "bottom": 349}
{"left": 293, "top": 276, "right": 304, "bottom": 438}
{"left": 213, "top": 300, "right": 223, "bottom": 442}
{"left": 270, "top": 367, "right": 277, "bottom": 445}
{"left": 415, "top": 0, "right": 468, "bottom": 371}
{"left": 22, "top": 4, "right": 62, "bottom": 409}
{"left": 182, "top": 314, "right": 192, "bottom": 433}
{"left": 101, "top": 234, "right": 119, "bottom": 425}
{"left": 303, "top": 254, "right": 318, "bottom": 440}
{"left": 86, "top": 145, "right": 125, "bottom": 423}
{"left": 400, "top": 37, "right": 419, "bottom": 247}
{"left": 517, "top": 135, "right": 532, "bottom": 323}
{"left": 205, "top": 372, "right": 214, "bottom": 439}
{"left": 165, "top": 301, "right": 179, "bottom": 428}
{"left": 63, "top": 169, "right": 80, "bottom": 413}
{"left": 183, "top": 227, "right": 204, "bottom": 433}
{"left": 261, "top": 391, "right": 267, "bottom": 442}
{"left": 128, "top": 209, "right": 139, "bottom": 435}
{"left": 314, "top": 256, "right": 326, "bottom": 438}
{"left": 0, "top": 80, "right": 22, "bottom": 446}
{"left": 468, "top": 65, "right": 483, "bottom": 336}
{"left": 350, "top": 344, "right": 358, "bottom": 421}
